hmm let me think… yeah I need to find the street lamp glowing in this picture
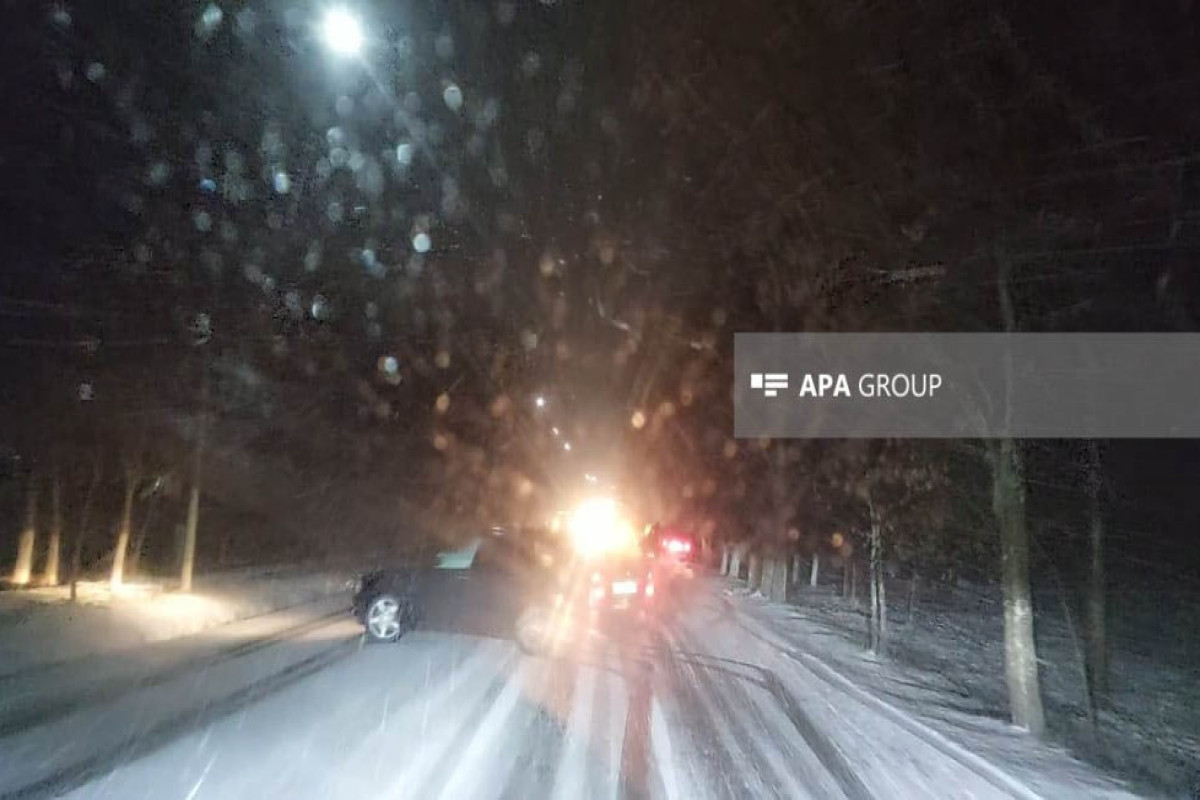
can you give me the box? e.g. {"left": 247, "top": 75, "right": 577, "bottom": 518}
{"left": 322, "top": 8, "right": 364, "bottom": 56}
{"left": 563, "top": 442, "right": 571, "bottom": 452}
{"left": 535, "top": 395, "right": 546, "bottom": 409}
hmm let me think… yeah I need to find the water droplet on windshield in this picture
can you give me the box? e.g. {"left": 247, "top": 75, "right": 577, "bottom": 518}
{"left": 197, "top": 4, "right": 223, "bottom": 38}
{"left": 147, "top": 162, "right": 170, "bottom": 186}
{"left": 522, "top": 52, "right": 542, "bottom": 78}
{"left": 311, "top": 294, "right": 329, "bottom": 320}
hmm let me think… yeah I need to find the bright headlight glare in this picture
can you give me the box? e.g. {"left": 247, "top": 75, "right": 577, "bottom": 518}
{"left": 568, "top": 498, "right": 635, "bottom": 557}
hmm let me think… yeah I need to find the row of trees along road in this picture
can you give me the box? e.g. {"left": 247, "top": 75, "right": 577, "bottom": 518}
{"left": 603, "top": 0, "right": 1200, "bottom": 738}
{"left": 1, "top": 0, "right": 635, "bottom": 587}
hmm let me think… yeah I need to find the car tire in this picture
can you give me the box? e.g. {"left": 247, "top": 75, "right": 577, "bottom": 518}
{"left": 364, "top": 593, "right": 411, "bottom": 643}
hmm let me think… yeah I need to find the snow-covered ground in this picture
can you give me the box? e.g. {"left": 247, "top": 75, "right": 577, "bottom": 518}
{"left": 0, "top": 570, "right": 1148, "bottom": 800}
{"left": 730, "top": 575, "right": 1199, "bottom": 799}
{"left": 0, "top": 565, "right": 355, "bottom": 675}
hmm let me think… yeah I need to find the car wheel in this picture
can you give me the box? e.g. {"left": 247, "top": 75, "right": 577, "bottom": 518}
{"left": 364, "top": 594, "right": 408, "bottom": 643}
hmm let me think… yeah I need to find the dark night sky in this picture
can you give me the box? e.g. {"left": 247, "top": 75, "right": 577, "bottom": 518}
{"left": 3, "top": 0, "right": 1200, "bottom": 577}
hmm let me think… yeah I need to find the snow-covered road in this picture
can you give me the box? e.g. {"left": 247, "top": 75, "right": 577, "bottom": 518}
{"left": 1, "top": 572, "right": 1135, "bottom": 800}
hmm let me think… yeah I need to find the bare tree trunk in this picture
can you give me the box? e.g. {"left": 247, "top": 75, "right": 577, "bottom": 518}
{"left": 127, "top": 497, "right": 156, "bottom": 577}
{"left": 720, "top": 544, "right": 731, "bottom": 576}
{"left": 70, "top": 458, "right": 101, "bottom": 602}
{"left": 729, "top": 545, "right": 743, "bottom": 580}
{"left": 992, "top": 437, "right": 1046, "bottom": 735}
{"left": 868, "top": 556, "right": 880, "bottom": 651}
{"left": 850, "top": 561, "right": 858, "bottom": 606}
{"left": 42, "top": 470, "right": 62, "bottom": 586}
{"left": 791, "top": 553, "right": 801, "bottom": 584}
{"left": 218, "top": 527, "right": 232, "bottom": 566}
{"left": 907, "top": 571, "right": 919, "bottom": 625}
{"left": 1084, "top": 440, "right": 1108, "bottom": 705}
{"left": 11, "top": 471, "right": 38, "bottom": 585}
{"left": 809, "top": 552, "right": 820, "bottom": 587}
{"left": 1041, "top": 536, "right": 1094, "bottom": 730}
{"left": 110, "top": 472, "right": 136, "bottom": 588}
{"left": 878, "top": 562, "right": 888, "bottom": 652}
{"left": 747, "top": 552, "right": 763, "bottom": 592}
{"left": 766, "top": 556, "right": 789, "bottom": 601}
{"left": 181, "top": 366, "right": 209, "bottom": 593}
{"left": 993, "top": 256, "right": 1046, "bottom": 735}
{"left": 868, "top": 496, "right": 886, "bottom": 656}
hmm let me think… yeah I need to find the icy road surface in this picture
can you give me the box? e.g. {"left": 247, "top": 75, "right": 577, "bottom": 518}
{"left": 3, "top": 571, "right": 1134, "bottom": 800}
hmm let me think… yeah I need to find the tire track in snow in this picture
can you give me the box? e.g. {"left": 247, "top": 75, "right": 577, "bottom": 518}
{"left": 655, "top": 627, "right": 755, "bottom": 798}
{"left": 499, "top": 656, "right": 577, "bottom": 800}
{"left": 387, "top": 644, "right": 520, "bottom": 798}
{"left": 3, "top": 634, "right": 357, "bottom": 800}
{"left": 551, "top": 654, "right": 599, "bottom": 800}
{"left": 724, "top": 598, "right": 1041, "bottom": 800}
{"left": 587, "top": 646, "right": 617, "bottom": 800}
{"left": 648, "top": 696, "right": 681, "bottom": 800}
{"left": 0, "top": 603, "right": 350, "bottom": 741}
{"left": 759, "top": 669, "right": 873, "bottom": 800}
{"left": 669, "top": 621, "right": 844, "bottom": 799}
{"left": 617, "top": 637, "right": 654, "bottom": 800}
{"left": 429, "top": 654, "right": 533, "bottom": 800}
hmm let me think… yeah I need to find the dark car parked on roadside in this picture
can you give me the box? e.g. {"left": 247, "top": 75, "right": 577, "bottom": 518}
{"left": 353, "top": 568, "right": 426, "bottom": 643}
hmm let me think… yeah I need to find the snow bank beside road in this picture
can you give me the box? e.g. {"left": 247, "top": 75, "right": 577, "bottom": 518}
{"left": 717, "top": 579, "right": 1142, "bottom": 800}
{"left": 0, "top": 567, "right": 354, "bottom": 675}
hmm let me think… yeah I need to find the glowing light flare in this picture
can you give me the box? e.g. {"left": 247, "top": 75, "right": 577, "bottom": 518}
{"left": 568, "top": 497, "right": 637, "bottom": 559}
{"left": 321, "top": 8, "right": 364, "bottom": 56}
